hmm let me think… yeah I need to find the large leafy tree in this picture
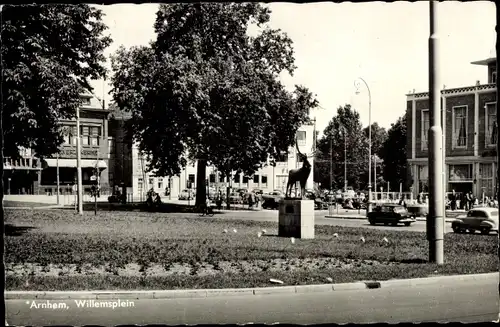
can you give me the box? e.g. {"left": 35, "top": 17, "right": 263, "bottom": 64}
{"left": 111, "top": 3, "right": 318, "bottom": 207}
{"left": 314, "top": 105, "right": 368, "bottom": 191}
{"left": 380, "top": 115, "right": 408, "bottom": 190}
{"left": 1, "top": 4, "right": 112, "bottom": 158}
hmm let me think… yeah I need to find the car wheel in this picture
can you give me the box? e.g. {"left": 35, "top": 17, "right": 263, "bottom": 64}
{"left": 404, "top": 222, "right": 411, "bottom": 226}
{"left": 384, "top": 222, "right": 389, "bottom": 226}
{"left": 369, "top": 219, "right": 376, "bottom": 225}
{"left": 481, "top": 228, "right": 490, "bottom": 235}
{"left": 452, "top": 224, "right": 461, "bottom": 233}
{"left": 391, "top": 222, "right": 398, "bottom": 227}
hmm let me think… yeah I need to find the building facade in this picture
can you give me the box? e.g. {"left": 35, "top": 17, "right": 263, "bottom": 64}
{"left": 107, "top": 115, "right": 316, "bottom": 200}
{"left": 406, "top": 56, "right": 497, "bottom": 199}
{"left": 3, "top": 94, "right": 111, "bottom": 195}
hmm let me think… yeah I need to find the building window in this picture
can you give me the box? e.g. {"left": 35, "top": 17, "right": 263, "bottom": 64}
{"left": 452, "top": 106, "right": 467, "bottom": 148}
{"left": 421, "top": 110, "right": 429, "bottom": 151}
{"left": 62, "top": 125, "right": 78, "bottom": 145}
{"left": 233, "top": 174, "right": 240, "bottom": 183}
{"left": 157, "top": 178, "right": 163, "bottom": 190}
{"left": 188, "top": 174, "right": 195, "bottom": 184}
{"left": 243, "top": 176, "right": 249, "bottom": 184}
{"left": 262, "top": 175, "right": 268, "bottom": 186}
{"left": 80, "top": 97, "right": 91, "bottom": 105}
{"left": 485, "top": 102, "right": 497, "bottom": 147}
{"left": 209, "top": 174, "right": 216, "bottom": 183}
{"left": 296, "top": 131, "right": 306, "bottom": 146}
{"left": 418, "top": 165, "right": 428, "bottom": 193}
{"left": 449, "top": 164, "right": 473, "bottom": 181}
{"left": 276, "top": 150, "right": 288, "bottom": 162}
{"left": 253, "top": 175, "right": 259, "bottom": 184}
{"left": 108, "top": 137, "right": 115, "bottom": 154}
{"left": 138, "top": 178, "right": 143, "bottom": 190}
{"left": 492, "top": 71, "right": 497, "bottom": 84}
{"left": 219, "top": 174, "right": 225, "bottom": 183}
{"left": 80, "top": 126, "right": 101, "bottom": 146}
{"left": 480, "top": 163, "right": 494, "bottom": 198}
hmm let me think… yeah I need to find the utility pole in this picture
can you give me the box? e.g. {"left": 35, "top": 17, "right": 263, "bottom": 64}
{"left": 330, "top": 137, "right": 333, "bottom": 192}
{"left": 76, "top": 107, "right": 83, "bottom": 215}
{"left": 56, "top": 152, "right": 60, "bottom": 205}
{"left": 427, "top": 0, "right": 444, "bottom": 264}
{"left": 344, "top": 126, "right": 347, "bottom": 192}
{"left": 374, "top": 156, "right": 377, "bottom": 201}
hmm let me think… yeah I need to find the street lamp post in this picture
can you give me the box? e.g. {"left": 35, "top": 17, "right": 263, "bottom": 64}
{"left": 427, "top": 0, "right": 444, "bottom": 264}
{"left": 355, "top": 77, "right": 372, "bottom": 215}
{"left": 76, "top": 107, "right": 83, "bottom": 215}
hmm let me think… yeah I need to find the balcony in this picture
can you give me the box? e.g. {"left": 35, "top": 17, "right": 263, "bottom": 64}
{"left": 4, "top": 157, "right": 41, "bottom": 170}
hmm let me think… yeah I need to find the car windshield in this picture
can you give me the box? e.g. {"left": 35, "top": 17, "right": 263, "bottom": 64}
{"left": 380, "top": 206, "right": 393, "bottom": 213}
{"left": 467, "top": 210, "right": 488, "bottom": 218}
{"left": 393, "top": 207, "right": 407, "bottom": 213}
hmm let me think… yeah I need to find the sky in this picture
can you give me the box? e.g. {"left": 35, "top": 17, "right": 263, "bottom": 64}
{"left": 90, "top": 1, "right": 496, "bottom": 136}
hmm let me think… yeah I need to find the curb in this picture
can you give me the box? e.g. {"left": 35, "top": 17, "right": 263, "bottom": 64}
{"left": 5, "top": 273, "right": 495, "bottom": 300}
{"left": 324, "top": 215, "right": 455, "bottom": 222}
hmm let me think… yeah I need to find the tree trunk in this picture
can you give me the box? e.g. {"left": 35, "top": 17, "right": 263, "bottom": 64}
{"left": 195, "top": 159, "right": 207, "bottom": 207}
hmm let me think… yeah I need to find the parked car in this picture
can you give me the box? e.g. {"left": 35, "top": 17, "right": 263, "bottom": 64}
{"left": 451, "top": 207, "right": 499, "bottom": 235}
{"left": 252, "top": 189, "right": 264, "bottom": 195}
{"left": 229, "top": 192, "right": 243, "bottom": 204}
{"left": 262, "top": 190, "right": 285, "bottom": 210}
{"left": 367, "top": 203, "right": 416, "bottom": 226}
{"left": 179, "top": 189, "right": 194, "bottom": 200}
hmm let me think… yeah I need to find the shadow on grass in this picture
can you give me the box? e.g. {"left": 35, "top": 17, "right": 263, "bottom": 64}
{"left": 4, "top": 224, "right": 38, "bottom": 237}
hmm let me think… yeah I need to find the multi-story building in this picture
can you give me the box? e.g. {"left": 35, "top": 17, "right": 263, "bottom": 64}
{"left": 108, "top": 110, "right": 316, "bottom": 200}
{"left": 3, "top": 93, "right": 111, "bottom": 195}
{"left": 406, "top": 55, "right": 497, "bottom": 199}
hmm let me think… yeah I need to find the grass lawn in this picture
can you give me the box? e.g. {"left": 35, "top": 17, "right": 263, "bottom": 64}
{"left": 4, "top": 209, "right": 498, "bottom": 291}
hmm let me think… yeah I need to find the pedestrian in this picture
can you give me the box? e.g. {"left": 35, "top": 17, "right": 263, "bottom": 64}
{"left": 417, "top": 192, "right": 422, "bottom": 204}
{"left": 450, "top": 190, "right": 457, "bottom": 211}
{"left": 399, "top": 195, "right": 407, "bottom": 209}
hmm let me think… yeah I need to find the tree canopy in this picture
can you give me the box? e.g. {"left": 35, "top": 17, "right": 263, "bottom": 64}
{"left": 380, "top": 115, "right": 408, "bottom": 189}
{"left": 110, "top": 3, "right": 318, "bottom": 206}
{"left": 1, "top": 4, "right": 112, "bottom": 158}
{"left": 314, "top": 104, "right": 369, "bottom": 191}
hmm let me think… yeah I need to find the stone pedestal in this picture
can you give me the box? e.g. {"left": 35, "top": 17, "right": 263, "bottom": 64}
{"left": 278, "top": 199, "right": 315, "bottom": 239}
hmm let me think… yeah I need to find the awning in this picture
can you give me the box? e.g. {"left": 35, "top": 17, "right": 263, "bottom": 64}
{"left": 43, "top": 159, "right": 107, "bottom": 169}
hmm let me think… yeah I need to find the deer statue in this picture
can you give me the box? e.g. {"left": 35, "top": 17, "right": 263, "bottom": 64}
{"left": 286, "top": 139, "right": 315, "bottom": 199}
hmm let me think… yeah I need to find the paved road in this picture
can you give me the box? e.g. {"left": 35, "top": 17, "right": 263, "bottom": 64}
{"left": 168, "top": 210, "right": 454, "bottom": 233}
{"left": 6, "top": 274, "right": 498, "bottom": 325}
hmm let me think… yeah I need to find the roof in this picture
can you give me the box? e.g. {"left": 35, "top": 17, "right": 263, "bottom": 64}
{"left": 470, "top": 57, "right": 496, "bottom": 66}
{"left": 469, "top": 207, "right": 498, "bottom": 212}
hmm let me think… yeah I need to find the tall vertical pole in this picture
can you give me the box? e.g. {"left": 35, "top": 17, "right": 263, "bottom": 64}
{"left": 344, "top": 127, "right": 347, "bottom": 192}
{"left": 495, "top": 3, "right": 499, "bottom": 313}
{"left": 329, "top": 137, "right": 333, "bottom": 192}
{"left": 427, "top": 0, "right": 444, "bottom": 264}
{"left": 374, "top": 156, "right": 377, "bottom": 201}
{"left": 76, "top": 108, "right": 83, "bottom": 214}
{"left": 56, "top": 152, "right": 60, "bottom": 205}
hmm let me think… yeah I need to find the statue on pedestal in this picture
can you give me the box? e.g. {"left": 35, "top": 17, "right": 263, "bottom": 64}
{"left": 285, "top": 139, "right": 315, "bottom": 199}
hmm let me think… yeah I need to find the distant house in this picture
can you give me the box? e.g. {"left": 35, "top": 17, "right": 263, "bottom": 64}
{"left": 406, "top": 55, "right": 497, "bottom": 199}
{"left": 3, "top": 94, "right": 111, "bottom": 196}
